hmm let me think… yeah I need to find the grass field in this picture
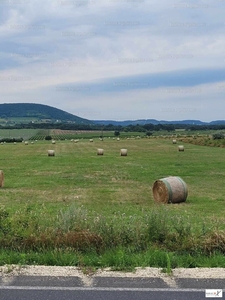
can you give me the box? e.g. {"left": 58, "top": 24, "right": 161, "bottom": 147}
{"left": 0, "top": 136, "right": 225, "bottom": 270}
{"left": 0, "top": 129, "right": 41, "bottom": 141}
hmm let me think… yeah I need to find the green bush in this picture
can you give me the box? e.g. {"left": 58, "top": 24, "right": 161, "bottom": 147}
{"left": 45, "top": 135, "right": 52, "bottom": 140}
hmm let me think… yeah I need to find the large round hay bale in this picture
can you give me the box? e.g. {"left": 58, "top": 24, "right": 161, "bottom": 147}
{"left": 90, "top": 139, "right": 93, "bottom": 142}
{"left": 120, "top": 149, "right": 128, "bottom": 156}
{"left": 0, "top": 170, "right": 4, "bottom": 187}
{"left": 48, "top": 150, "right": 55, "bottom": 156}
{"left": 152, "top": 176, "right": 188, "bottom": 204}
{"left": 97, "top": 148, "right": 104, "bottom": 155}
{"left": 25, "top": 141, "right": 28, "bottom": 145}
{"left": 52, "top": 140, "right": 56, "bottom": 144}
{"left": 178, "top": 145, "right": 184, "bottom": 151}
{"left": 172, "top": 139, "right": 177, "bottom": 144}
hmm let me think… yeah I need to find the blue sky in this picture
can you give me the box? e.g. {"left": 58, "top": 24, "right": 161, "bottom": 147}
{"left": 0, "top": 0, "right": 224, "bottom": 121}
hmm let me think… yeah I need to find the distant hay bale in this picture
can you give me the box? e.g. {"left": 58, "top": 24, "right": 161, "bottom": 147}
{"left": 52, "top": 140, "right": 56, "bottom": 144}
{"left": 172, "top": 139, "right": 177, "bottom": 144}
{"left": 0, "top": 170, "right": 4, "bottom": 187}
{"left": 90, "top": 139, "right": 93, "bottom": 142}
{"left": 152, "top": 176, "right": 188, "bottom": 204}
{"left": 25, "top": 141, "right": 28, "bottom": 145}
{"left": 120, "top": 148, "right": 128, "bottom": 156}
{"left": 31, "top": 141, "right": 34, "bottom": 144}
{"left": 178, "top": 145, "right": 184, "bottom": 151}
{"left": 14, "top": 142, "right": 16, "bottom": 145}
{"left": 1, "top": 142, "right": 4, "bottom": 145}
{"left": 48, "top": 150, "right": 55, "bottom": 156}
{"left": 97, "top": 148, "right": 104, "bottom": 155}
{"left": 74, "top": 139, "right": 79, "bottom": 143}
{"left": 117, "top": 138, "right": 120, "bottom": 141}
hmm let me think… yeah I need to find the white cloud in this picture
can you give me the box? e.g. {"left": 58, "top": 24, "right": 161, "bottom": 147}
{"left": 0, "top": 0, "right": 225, "bottom": 121}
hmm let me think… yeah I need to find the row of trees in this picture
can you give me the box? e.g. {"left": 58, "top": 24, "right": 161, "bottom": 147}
{"left": 1, "top": 122, "right": 225, "bottom": 133}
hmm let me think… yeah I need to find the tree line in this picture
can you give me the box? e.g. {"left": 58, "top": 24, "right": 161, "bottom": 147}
{"left": 1, "top": 122, "right": 225, "bottom": 133}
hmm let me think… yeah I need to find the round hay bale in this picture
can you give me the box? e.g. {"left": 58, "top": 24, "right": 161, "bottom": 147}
{"left": 48, "top": 150, "right": 55, "bottom": 156}
{"left": 120, "top": 149, "right": 128, "bottom": 156}
{"left": 0, "top": 170, "right": 4, "bottom": 187}
{"left": 52, "top": 140, "right": 56, "bottom": 144}
{"left": 152, "top": 176, "right": 188, "bottom": 204}
{"left": 178, "top": 145, "right": 184, "bottom": 151}
{"left": 117, "top": 138, "right": 120, "bottom": 141}
{"left": 25, "top": 141, "right": 28, "bottom": 145}
{"left": 172, "top": 139, "right": 177, "bottom": 144}
{"left": 97, "top": 148, "right": 104, "bottom": 155}
{"left": 90, "top": 139, "right": 93, "bottom": 142}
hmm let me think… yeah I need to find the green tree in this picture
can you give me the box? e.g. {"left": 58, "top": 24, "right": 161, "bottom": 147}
{"left": 45, "top": 135, "right": 52, "bottom": 140}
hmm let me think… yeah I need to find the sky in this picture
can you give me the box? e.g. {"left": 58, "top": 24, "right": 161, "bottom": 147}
{"left": 0, "top": 0, "right": 225, "bottom": 122}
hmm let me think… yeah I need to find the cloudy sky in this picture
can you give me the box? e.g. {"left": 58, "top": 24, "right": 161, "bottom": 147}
{"left": 0, "top": 0, "right": 224, "bottom": 121}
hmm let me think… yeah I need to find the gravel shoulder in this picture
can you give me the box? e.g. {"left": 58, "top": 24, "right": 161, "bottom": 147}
{"left": 0, "top": 265, "right": 224, "bottom": 279}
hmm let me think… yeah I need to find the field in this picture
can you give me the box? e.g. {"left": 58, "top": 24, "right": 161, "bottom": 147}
{"left": 0, "top": 135, "right": 225, "bottom": 270}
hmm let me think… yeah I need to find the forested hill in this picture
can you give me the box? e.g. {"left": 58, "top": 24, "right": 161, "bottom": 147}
{"left": 0, "top": 103, "right": 92, "bottom": 124}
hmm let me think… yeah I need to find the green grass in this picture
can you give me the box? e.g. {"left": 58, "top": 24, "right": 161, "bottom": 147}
{"left": 0, "top": 129, "right": 41, "bottom": 140}
{"left": 0, "top": 136, "right": 225, "bottom": 268}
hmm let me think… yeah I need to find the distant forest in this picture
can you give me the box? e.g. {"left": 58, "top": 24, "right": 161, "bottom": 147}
{"left": 1, "top": 122, "right": 225, "bottom": 133}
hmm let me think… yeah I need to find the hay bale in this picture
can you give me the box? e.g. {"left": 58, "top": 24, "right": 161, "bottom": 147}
{"left": 172, "top": 139, "right": 177, "bottom": 144}
{"left": 52, "top": 140, "right": 56, "bottom": 144}
{"left": 48, "top": 150, "right": 55, "bottom": 156}
{"left": 24, "top": 141, "right": 28, "bottom": 145}
{"left": 0, "top": 170, "right": 4, "bottom": 187}
{"left": 120, "top": 149, "right": 128, "bottom": 156}
{"left": 97, "top": 148, "right": 104, "bottom": 155}
{"left": 178, "top": 145, "right": 184, "bottom": 151}
{"left": 90, "top": 139, "right": 93, "bottom": 142}
{"left": 117, "top": 138, "right": 120, "bottom": 141}
{"left": 152, "top": 176, "right": 188, "bottom": 204}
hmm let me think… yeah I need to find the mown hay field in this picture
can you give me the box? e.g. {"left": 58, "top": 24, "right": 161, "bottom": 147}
{"left": 0, "top": 136, "right": 224, "bottom": 227}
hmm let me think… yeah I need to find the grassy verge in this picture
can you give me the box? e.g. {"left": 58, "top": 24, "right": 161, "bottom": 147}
{"left": 0, "top": 204, "right": 225, "bottom": 269}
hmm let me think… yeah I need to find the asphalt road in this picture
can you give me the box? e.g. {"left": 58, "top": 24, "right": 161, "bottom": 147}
{"left": 0, "top": 286, "right": 207, "bottom": 300}
{"left": 0, "top": 274, "right": 224, "bottom": 300}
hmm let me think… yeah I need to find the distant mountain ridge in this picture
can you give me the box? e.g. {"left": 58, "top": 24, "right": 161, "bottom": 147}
{"left": 0, "top": 103, "right": 92, "bottom": 124}
{"left": 92, "top": 119, "right": 225, "bottom": 126}
{"left": 0, "top": 103, "right": 225, "bottom": 126}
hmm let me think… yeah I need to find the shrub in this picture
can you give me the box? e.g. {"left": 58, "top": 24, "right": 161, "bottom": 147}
{"left": 212, "top": 132, "right": 225, "bottom": 140}
{"left": 45, "top": 135, "right": 52, "bottom": 140}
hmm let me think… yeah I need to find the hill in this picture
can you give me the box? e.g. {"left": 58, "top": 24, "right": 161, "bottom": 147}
{"left": 0, "top": 103, "right": 92, "bottom": 124}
